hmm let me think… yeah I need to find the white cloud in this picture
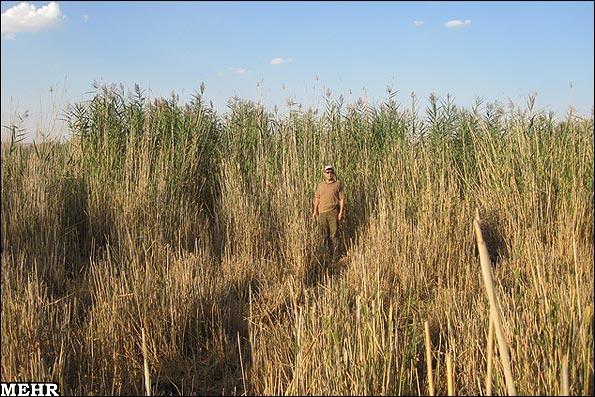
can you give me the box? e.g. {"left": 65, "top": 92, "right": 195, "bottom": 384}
{"left": 1, "top": 1, "right": 64, "bottom": 38}
{"left": 413, "top": 20, "right": 424, "bottom": 26}
{"left": 270, "top": 57, "right": 293, "bottom": 65}
{"left": 227, "top": 67, "right": 248, "bottom": 75}
{"left": 82, "top": 15, "right": 89, "bottom": 23}
{"left": 216, "top": 72, "right": 225, "bottom": 77}
{"left": 445, "top": 19, "right": 471, "bottom": 28}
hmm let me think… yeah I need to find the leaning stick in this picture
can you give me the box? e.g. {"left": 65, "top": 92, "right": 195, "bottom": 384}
{"left": 474, "top": 209, "right": 517, "bottom": 396}
{"left": 485, "top": 314, "right": 495, "bottom": 396}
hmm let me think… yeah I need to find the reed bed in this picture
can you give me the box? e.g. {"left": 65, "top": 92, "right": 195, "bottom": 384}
{"left": 1, "top": 84, "right": 593, "bottom": 395}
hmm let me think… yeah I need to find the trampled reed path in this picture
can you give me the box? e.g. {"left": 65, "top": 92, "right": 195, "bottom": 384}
{"left": 1, "top": 84, "right": 593, "bottom": 395}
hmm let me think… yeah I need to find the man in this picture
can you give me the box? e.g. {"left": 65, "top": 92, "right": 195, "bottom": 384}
{"left": 312, "top": 165, "right": 345, "bottom": 260}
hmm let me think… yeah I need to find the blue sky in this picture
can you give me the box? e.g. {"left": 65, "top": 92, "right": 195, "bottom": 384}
{"left": 1, "top": 1, "right": 593, "bottom": 141}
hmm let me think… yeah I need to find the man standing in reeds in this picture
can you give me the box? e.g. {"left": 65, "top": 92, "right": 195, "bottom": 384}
{"left": 313, "top": 165, "right": 345, "bottom": 262}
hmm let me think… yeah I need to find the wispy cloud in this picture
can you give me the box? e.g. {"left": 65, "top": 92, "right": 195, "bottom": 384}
{"left": 217, "top": 67, "right": 249, "bottom": 76}
{"left": 445, "top": 19, "right": 471, "bottom": 28}
{"left": 82, "top": 15, "right": 89, "bottom": 23}
{"left": 1, "top": 1, "right": 65, "bottom": 39}
{"left": 228, "top": 66, "right": 249, "bottom": 75}
{"left": 413, "top": 20, "right": 424, "bottom": 26}
{"left": 270, "top": 57, "right": 293, "bottom": 65}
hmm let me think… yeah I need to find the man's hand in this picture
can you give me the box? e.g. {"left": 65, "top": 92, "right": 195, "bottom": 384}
{"left": 338, "top": 211, "right": 344, "bottom": 222}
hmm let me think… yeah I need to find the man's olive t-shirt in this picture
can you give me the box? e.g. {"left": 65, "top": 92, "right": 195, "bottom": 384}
{"left": 315, "top": 179, "right": 345, "bottom": 213}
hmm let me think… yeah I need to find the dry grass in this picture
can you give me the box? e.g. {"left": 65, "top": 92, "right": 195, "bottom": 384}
{"left": 1, "top": 87, "right": 593, "bottom": 395}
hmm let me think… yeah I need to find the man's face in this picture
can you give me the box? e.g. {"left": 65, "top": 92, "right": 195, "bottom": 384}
{"left": 324, "top": 169, "right": 334, "bottom": 181}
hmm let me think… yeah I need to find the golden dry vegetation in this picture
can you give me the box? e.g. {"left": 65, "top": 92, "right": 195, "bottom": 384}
{"left": 2, "top": 85, "right": 593, "bottom": 395}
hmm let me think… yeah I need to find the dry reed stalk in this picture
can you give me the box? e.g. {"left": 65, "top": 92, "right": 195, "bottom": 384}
{"left": 561, "top": 352, "right": 569, "bottom": 396}
{"left": 447, "top": 351, "right": 454, "bottom": 396}
{"left": 485, "top": 314, "right": 494, "bottom": 396}
{"left": 142, "top": 328, "right": 151, "bottom": 396}
{"left": 474, "top": 208, "right": 516, "bottom": 396}
{"left": 238, "top": 331, "right": 247, "bottom": 395}
{"left": 424, "top": 320, "right": 435, "bottom": 396}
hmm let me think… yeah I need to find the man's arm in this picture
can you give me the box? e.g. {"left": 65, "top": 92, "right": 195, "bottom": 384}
{"left": 338, "top": 198, "right": 345, "bottom": 221}
{"left": 313, "top": 197, "right": 320, "bottom": 219}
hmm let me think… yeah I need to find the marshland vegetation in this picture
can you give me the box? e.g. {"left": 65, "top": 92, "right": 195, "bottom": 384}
{"left": 1, "top": 83, "right": 593, "bottom": 395}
